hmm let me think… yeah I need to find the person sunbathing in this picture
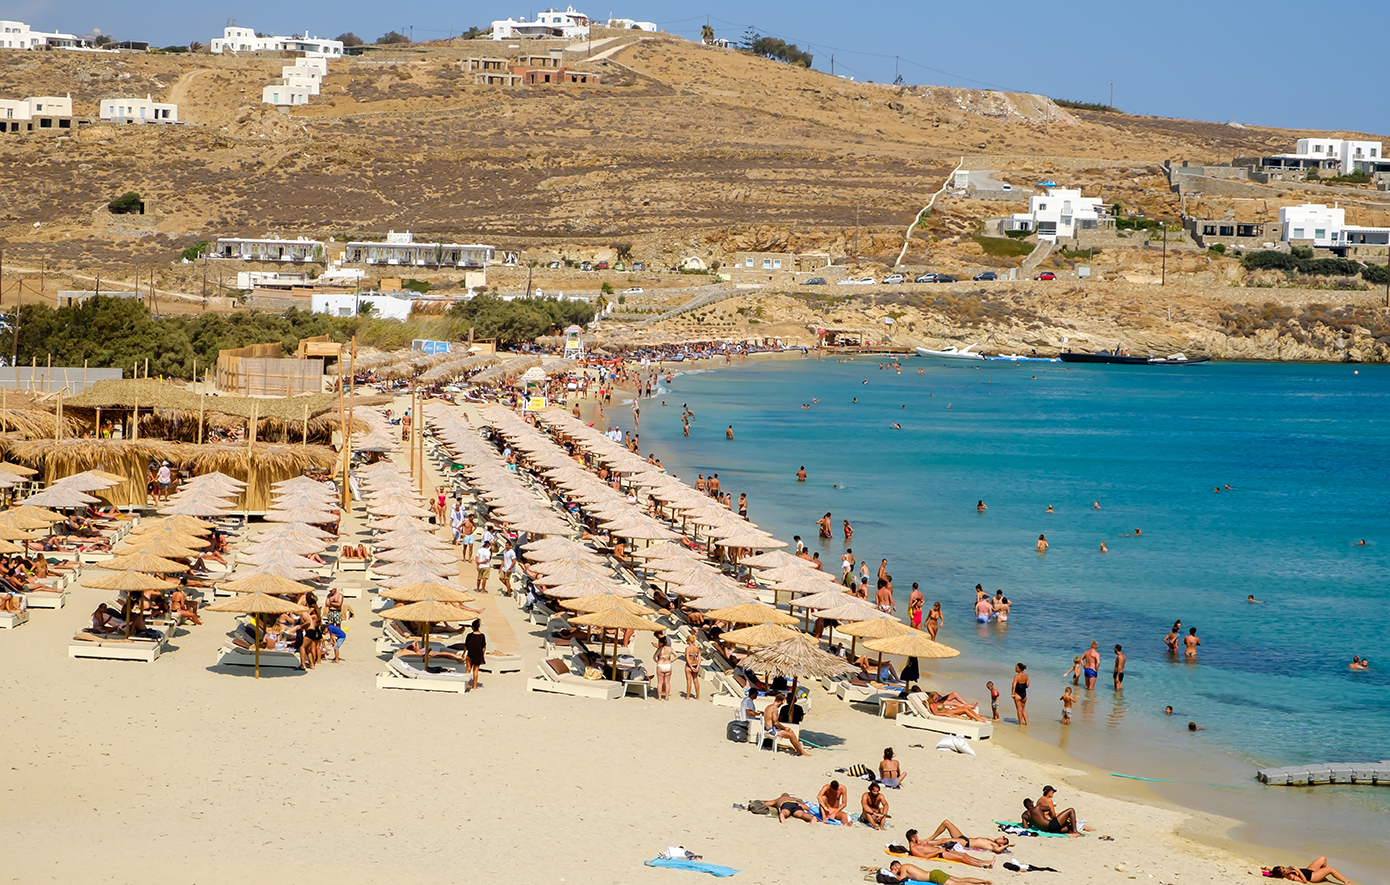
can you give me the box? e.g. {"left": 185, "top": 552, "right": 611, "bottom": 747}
{"left": 0, "top": 590, "right": 24, "bottom": 613}
{"left": 885, "top": 861, "right": 993, "bottom": 885}
{"left": 763, "top": 694, "right": 810, "bottom": 756}
{"left": 922, "top": 692, "right": 987, "bottom": 722}
{"left": 1262, "top": 857, "right": 1349, "bottom": 883}
{"left": 196, "top": 548, "right": 228, "bottom": 566}
{"left": 853, "top": 657, "right": 903, "bottom": 683}
{"left": 763, "top": 793, "right": 817, "bottom": 824}
{"left": 1021, "top": 798, "right": 1084, "bottom": 837}
{"left": 925, "top": 820, "right": 1011, "bottom": 853}
{"left": 180, "top": 571, "right": 213, "bottom": 589}
{"left": 395, "top": 643, "right": 467, "bottom": 664}
{"left": 36, "top": 555, "right": 77, "bottom": 575}
{"left": 170, "top": 587, "right": 201, "bottom": 626}
{"left": 905, "top": 830, "right": 993, "bottom": 868}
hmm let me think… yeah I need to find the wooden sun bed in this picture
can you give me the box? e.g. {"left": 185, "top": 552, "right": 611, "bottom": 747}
{"left": 525, "top": 658, "right": 624, "bottom": 700}
{"left": 375, "top": 656, "right": 471, "bottom": 693}
{"left": 895, "top": 692, "right": 993, "bottom": 740}
{"left": 69, "top": 627, "right": 170, "bottom": 663}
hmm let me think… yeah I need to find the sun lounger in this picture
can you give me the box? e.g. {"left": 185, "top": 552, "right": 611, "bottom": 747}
{"left": 895, "top": 692, "right": 993, "bottom": 740}
{"left": 376, "top": 656, "right": 471, "bottom": 693}
{"left": 525, "top": 658, "right": 624, "bottom": 700}
{"left": 69, "top": 627, "right": 169, "bottom": 663}
{"left": 835, "top": 677, "right": 899, "bottom": 705}
{"left": 215, "top": 644, "right": 303, "bottom": 669}
{"left": 23, "top": 586, "right": 69, "bottom": 609}
{"left": 710, "top": 670, "right": 749, "bottom": 708}
{"left": 0, "top": 607, "right": 29, "bottom": 629}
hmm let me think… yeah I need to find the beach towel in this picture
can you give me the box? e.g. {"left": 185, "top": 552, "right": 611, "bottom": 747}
{"left": 882, "top": 849, "right": 979, "bottom": 869}
{"left": 994, "top": 821, "right": 1079, "bottom": 838}
{"left": 645, "top": 857, "right": 739, "bottom": 877}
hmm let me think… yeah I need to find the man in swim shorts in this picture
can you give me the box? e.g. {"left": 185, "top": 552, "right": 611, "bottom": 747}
{"left": 764, "top": 793, "right": 816, "bottom": 824}
{"left": 1113, "top": 644, "right": 1125, "bottom": 690}
{"left": 1082, "top": 642, "right": 1100, "bottom": 689}
{"left": 885, "top": 861, "right": 993, "bottom": 885}
{"left": 974, "top": 596, "right": 993, "bottom": 623}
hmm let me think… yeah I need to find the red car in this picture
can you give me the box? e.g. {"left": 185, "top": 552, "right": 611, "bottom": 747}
{"left": 1033, "top": 272, "right": 1056, "bottom": 280}
{"left": 595, "top": 261, "right": 610, "bottom": 270}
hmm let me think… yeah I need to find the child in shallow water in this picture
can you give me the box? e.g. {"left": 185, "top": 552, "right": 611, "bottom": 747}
{"left": 1060, "top": 687, "right": 1075, "bottom": 724}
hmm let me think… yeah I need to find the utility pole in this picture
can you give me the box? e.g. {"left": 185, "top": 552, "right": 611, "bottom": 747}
{"left": 830, "top": 55, "right": 834, "bottom": 77}
{"left": 11, "top": 277, "right": 19, "bottom": 368}
{"left": 1110, "top": 81, "right": 1114, "bottom": 109}
{"left": 1161, "top": 223, "right": 1168, "bottom": 286}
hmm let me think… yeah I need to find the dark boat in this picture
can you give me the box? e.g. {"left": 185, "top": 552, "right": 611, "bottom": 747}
{"left": 1059, "top": 351, "right": 1210, "bottom": 365}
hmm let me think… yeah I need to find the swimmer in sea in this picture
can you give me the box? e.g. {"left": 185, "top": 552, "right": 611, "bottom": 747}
{"left": 1099, "top": 542, "right": 1107, "bottom": 553}
{"left": 1357, "top": 539, "right": 1366, "bottom": 546}
{"left": 1349, "top": 656, "right": 1368, "bottom": 671}
{"left": 1046, "top": 505, "right": 1054, "bottom": 513}
{"left": 1125, "top": 528, "right": 1141, "bottom": 537}
{"left": 977, "top": 500, "right": 987, "bottom": 512}
{"left": 796, "top": 466, "right": 807, "bottom": 482}
{"left": 726, "top": 425, "right": 734, "bottom": 440}
{"left": 1165, "top": 705, "right": 1173, "bottom": 715}
{"left": 1164, "top": 621, "right": 1181, "bottom": 653}
{"left": 1247, "top": 594, "right": 1264, "bottom": 603}
{"left": 1184, "top": 627, "right": 1201, "bottom": 657}
{"left": 918, "top": 368, "right": 924, "bottom": 375}
{"left": 1036, "top": 534, "right": 1048, "bottom": 553}
{"left": 853, "top": 397, "right": 857, "bottom": 403}
{"left": 1188, "top": 722, "right": 1204, "bottom": 731}
{"left": 892, "top": 423, "right": 902, "bottom": 429}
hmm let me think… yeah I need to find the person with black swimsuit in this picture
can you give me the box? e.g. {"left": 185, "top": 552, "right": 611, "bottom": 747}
{"left": 1011, "top": 662, "right": 1029, "bottom": 725}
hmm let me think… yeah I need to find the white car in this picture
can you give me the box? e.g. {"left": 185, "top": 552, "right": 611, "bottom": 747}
{"left": 856, "top": 277, "right": 876, "bottom": 285}
{"left": 881, "top": 273, "right": 904, "bottom": 284}
{"left": 621, "top": 287, "right": 644, "bottom": 294}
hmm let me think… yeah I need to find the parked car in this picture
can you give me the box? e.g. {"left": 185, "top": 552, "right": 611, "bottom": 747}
{"left": 856, "top": 277, "right": 876, "bottom": 285}
{"left": 914, "top": 273, "right": 940, "bottom": 283}
{"left": 548, "top": 260, "right": 562, "bottom": 269}
{"left": 622, "top": 287, "right": 644, "bottom": 295}
{"left": 935, "top": 275, "right": 958, "bottom": 283}
{"left": 580, "top": 261, "right": 592, "bottom": 271}
{"left": 881, "top": 273, "right": 905, "bottom": 285}
{"left": 632, "top": 262, "right": 644, "bottom": 271}
{"left": 804, "top": 277, "right": 827, "bottom": 285}
{"left": 595, "top": 261, "right": 610, "bottom": 270}
{"left": 1034, "top": 272, "right": 1056, "bottom": 281}
{"left": 973, "top": 271, "right": 998, "bottom": 281}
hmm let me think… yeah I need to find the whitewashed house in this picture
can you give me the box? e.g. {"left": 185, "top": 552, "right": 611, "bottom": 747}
{"left": 344, "top": 231, "right": 495, "bottom": 268}
{"left": 1007, "top": 187, "right": 1105, "bottom": 241}
{"left": 491, "top": 7, "right": 591, "bottom": 40}
{"left": 262, "top": 83, "right": 314, "bottom": 106}
{"left": 0, "top": 94, "right": 72, "bottom": 132}
{"left": 209, "top": 26, "right": 343, "bottom": 57}
{"left": 607, "top": 17, "right": 656, "bottom": 30}
{"left": 100, "top": 95, "right": 177, "bottom": 124}
{"left": 1279, "top": 203, "right": 1390, "bottom": 250}
{"left": 214, "top": 236, "right": 325, "bottom": 261}
{"left": 312, "top": 292, "right": 414, "bottom": 320}
{"left": 0, "top": 21, "right": 84, "bottom": 50}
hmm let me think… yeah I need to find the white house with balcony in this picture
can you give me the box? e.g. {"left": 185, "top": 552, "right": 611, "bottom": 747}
{"left": 1260, "top": 138, "right": 1383, "bottom": 175}
{"left": 492, "top": 7, "right": 591, "bottom": 40}
{"left": 210, "top": 26, "right": 343, "bottom": 57}
{"left": 1007, "top": 187, "right": 1105, "bottom": 241}
{"left": 214, "top": 236, "right": 325, "bottom": 262}
{"left": 1280, "top": 203, "right": 1390, "bottom": 251}
{"left": 100, "top": 95, "right": 177, "bottom": 124}
{"left": 344, "top": 232, "right": 496, "bottom": 268}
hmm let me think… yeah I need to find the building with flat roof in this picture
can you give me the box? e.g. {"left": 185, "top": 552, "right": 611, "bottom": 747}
{"left": 1279, "top": 203, "right": 1390, "bottom": 254}
{"left": 1007, "top": 187, "right": 1107, "bottom": 241}
{"left": 0, "top": 94, "right": 73, "bottom": 132}
{"left": 0, "top": 20, "right": 87, "bottom": 50}
{"left": 214, "top": 237, "right": 324, "bottom": 262}
{"left": 209, "top": 26, "right": 343, "bottom": 57}
{"left": 343, "top": 232, "right": 495, "bottom": 268}
{"left": 100, "top": 94, "right": 177, "bottom": 124}
{"left": 492, "top": 7, "right": 591, "bottom": 40}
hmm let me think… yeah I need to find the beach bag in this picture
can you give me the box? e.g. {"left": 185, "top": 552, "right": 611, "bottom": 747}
{"left": 876, "top": 871, "right": 900, "bottom": 885}
{"left": 726, "top": 720, "right": 749, "bottom": 743}
{"left": 747, "top": 799, "right": 771, "bottom": 815}
{"left": 935, "top": 735, "right": 976, "bottom": 755}
{"left": 845, "top": 763, "right": 872, "bottom": 778}
{"left": 583, "top": 667, "right": 603, "bottom": 680}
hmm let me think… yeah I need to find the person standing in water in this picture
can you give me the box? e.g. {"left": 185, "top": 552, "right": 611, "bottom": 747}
{"left": 1113, "top": 644, "right": 1126, "bottom": 691}
{"left": 926, "top": 601, "right": 943, "bottom": 640}
{"left": 1036, "top": 534, "right": 1049, "bottom": 553}
{"left": 1164, "top": 621, "right": 1181, "bottom": 653}
{"left": 796, "top": 466, "right": 807, "bottom": 482}
{"left": 817, "top": 512, "right": 833, "bottom": 538}
{"left": 1185, "top": 627, "right": 1201, "bottom": 657}
{"left": 1011, "top": 663, "right": 1029, "bottom": 725}
{"left": 1082, "top": 642, "right": 1100, "bottom": 689}
{"left": 726, "top": 425, "right": 734, "bottom": 440}
{"left": 908, "top": 583, "right": 924, "bottom": 629}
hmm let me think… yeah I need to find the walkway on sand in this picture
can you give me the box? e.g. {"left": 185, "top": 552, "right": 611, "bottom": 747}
{"left": 1021, "top": 238, "right": 1055, "bottom": 273}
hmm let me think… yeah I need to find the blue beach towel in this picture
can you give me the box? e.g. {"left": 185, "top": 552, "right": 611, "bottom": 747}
{"left": 645, "top": 857, "right": 740, "bottom": 877}
{"left": 994, "top": 821, "right": 1079, "bottom": 838}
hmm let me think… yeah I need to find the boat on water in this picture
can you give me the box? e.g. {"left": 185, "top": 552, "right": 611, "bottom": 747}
{"left": 988, "top": 353, "right": 1060, "bottom": 363}
{"left": 915, "top": 344, "right": 984, "bottom": 360}
{"left": 1059, "top": 351, "right": 1211, "bottom": 366}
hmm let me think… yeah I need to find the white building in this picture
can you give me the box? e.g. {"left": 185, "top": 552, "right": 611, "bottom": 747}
{"left": 99, "top": 95, "right": 177, "bottom": 124}
{"left": 1007, "top": 187, "right": 1105, "bottom": 241}
{"left": 1264, "top": 138, "right": 1383, "bottom": 175}
{"left": 214, "top": 236, "right": 324, "bottom": 261}
{"left": 0, "top": 94, "right": 73, "bottom": 132}
{"left": 0, "top": 21, "right": 85, "bottom": 50}
{"left": 209, "top": 26, "right": 343, "bottom": 57}
{"left": 607, "top": 18, "right": 656, "bottom": 31}
{"left": 1280, "top": 203, "right": 1390, "bottom": 250}
{"left": 491, "top": 7, "right": 591, "bottom": 40}
{"left": 312, "top": 292, "right": 414, "bottom": 321}
{"left": 262, "top": 83, "right": 314, "bottom": 106}
{"left": 344, "top": 232, "right": 495, "bottom": 268}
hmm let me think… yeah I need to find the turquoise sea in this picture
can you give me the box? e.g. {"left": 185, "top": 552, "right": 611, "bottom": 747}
{"left": 614, "top": 355, "right": 1390, "bottom": 880}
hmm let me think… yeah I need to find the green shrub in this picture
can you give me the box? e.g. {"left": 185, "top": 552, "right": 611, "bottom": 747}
{"left": 1324, "top": 169, "right": 1372, "bottom": 185}
{"left": 1004, "top": 229, "right": 1032, "bottom": 239}
{"left": 179, "top": 240, "right": 209, "bottom": 262}
{"left": 1291, "top": 245, "right": 1315, "bottom": 260}
{"left": 600, "top": 282, "right": 614, "bottom": 295}
{"left": 401, "top": 278, "right": 430, "bottom": 293}
{"left": 377, "top": 31, "right": 410, "bottom": 44}
{"left": 973, "top": 236, "right": 1034, "bottom": 258}
{"left": 1361, "top": 263, "right": 1388, "bottom": 285}
{"left": 107, "top": 192, "right": 143, "bottom": 215}
{"left": 1207, "top": 243, "right": 1227, "bottom": 256}
{"left": 1115, "top": 217, "right": 1161, "bottom": 231}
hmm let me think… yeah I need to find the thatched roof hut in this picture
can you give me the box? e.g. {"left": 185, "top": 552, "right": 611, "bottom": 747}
{"left": 2, "top": 439, "right": 337, "bottom": 510}
{"left": 472, "top": 356, "right": 542, "bottom": 387}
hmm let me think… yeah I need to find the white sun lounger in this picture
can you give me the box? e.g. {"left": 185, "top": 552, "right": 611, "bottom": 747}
{"left": 376, "top": 656, "right": 471, "bottom": 693}
{"left": 895, "top": 692, "right": 993, "bottom": 740}
{"left": 215, "top": 644, "right": 303, "bottom": 669}
{"left": 69, "top": 628, "right": 170, "bottom": 663}
{"left": 0, "top": 607, "right": 29, "bottom": 629}
{"left": 710, "top": 670, "right": 748, "bottom": 708}
{"left": 525, "top": 658, "right": 623, "bottom": 699}
{"left": 23, "top": 587, "right": 69, "bottom": 609}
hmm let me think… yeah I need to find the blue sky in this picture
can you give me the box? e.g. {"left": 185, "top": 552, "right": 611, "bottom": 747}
{"left": 17, "top": 0, "right": 1390, "bottom": 133}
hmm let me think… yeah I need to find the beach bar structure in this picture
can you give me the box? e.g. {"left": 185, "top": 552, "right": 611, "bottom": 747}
{"left": 213, "top": 237, "right": 324, "bottom": 262}
{"left": 343, "top": 232, "right": 495, "bottom": 268}
{"left": 216, "top": 344, "right": 324, "bottom": 396}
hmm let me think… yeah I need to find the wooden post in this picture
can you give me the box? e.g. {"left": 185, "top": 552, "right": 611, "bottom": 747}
{"left": 337, "top": 351, "right": 348, "bottom": 510}
{"left": 54, "top": 390, "right": 61, "bottom": 441}
{"left": 83, "top": 358, "right": 88, "bottom": 391}
{"left": 302, "top": 401, "right": 309, "bottom": 445}
{"left": 95, "top": 406, "right": 101, "bottom": 438}
{"left": 342, "top": 338, "right": 354, "bottom": 510}
{"left": 29, "top": 356, "right": 35, "bottom": 392}
{"left": 144, "top": 357, "right": 149, "bottom": 379}
{"left": 46, "top": 353, "right": 51, "bottom": 393}
{"left": 408, "top": 385, "right": 415, "bottom": 480}
{"left": 197, "top": 386, "right": 205, "bottom": 445}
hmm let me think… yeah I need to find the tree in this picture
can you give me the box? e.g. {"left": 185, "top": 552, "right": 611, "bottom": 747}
{"left": 377, "top": 31, "right": 410, "bottom": 45}
{"left": 739, "top": 27, "right": 757, "bottom": 50}
{"left": 189, "top": 40, "right": 205, "bottom": 52}
{"left": 700, "top": 24, "right": 715, "bottom": 44}
{"left": 336, "top": 32, "right": 364, "bottom": 47}
{"left": 107, "top": 192, "right": 143, "bottom": 215}
{"left": 356, "top": 300, "right": 376, "bottom": 317}
{"left": 94, "top": 35, "right": 112, "bottom": 46}
{"left": 746, "top": 35, "right": 813, "bottom": 68}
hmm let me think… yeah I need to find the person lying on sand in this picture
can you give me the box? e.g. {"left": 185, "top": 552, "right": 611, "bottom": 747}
{"left": 925, "top": 820, "right": 1010, "bottom": 853}
{"left": 1262, "top": 857, "right": 1349, "bottom": 883}
{"left": 1021, "top": 797, "right": 1087, "bottom": 837}
{"left": 905, "top": 830, "right": 993, "bottom": 868}
{"left": 765, "top": 793, "right": 817, "bottom": 824}
{"left": 884, "top": 861, "right": 993, "bottom": 885}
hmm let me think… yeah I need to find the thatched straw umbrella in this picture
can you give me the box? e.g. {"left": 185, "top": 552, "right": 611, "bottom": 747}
{"left": 204, "top": 591, "right": 309, "bottom": 678}
{"left": 378, "top": 581, "right": 476, "bottom": 604}
{"left": 131, "top": 515, "right": 213, "bottom": 536}
{"left": 0, "top": 510, "right": 61, "bottom": 530}
{"left": 569, "top": 608, "right": 663, "bottom": 680}
{"left": 372, "top": 559, "right": 460, "bottom": 578}
{"left": 740, "top": 633, "right": 860, "bottom": 705}
{"left": 743, "top": 550, "right": 808, "bottom": 569}
{"left": 51, "top": 470, "right": 123, "bottom": 491}
{"left": 837, "top": 618, "right": 914, "bottom": 671}
{"left": 379, "top": 599, "right": 473, "bottom": 669}
{"left": 161, "top": 498, "right": 235, "bottom": 518}
{"left": 703, "top": 603, "right": 799, "bottom": 626}
{"left": 219, "top": 573, "right": 316, "bottom": 596}
{"left": 563, "top": 595, "right": 656, "bottom": 616}
{"left": 19, "top": 486, "right": 100, "bottom": 509}
{"left": 264, "top": 507, "right": 337, "bottom": 524}
{"left": 95, "top": 552, "right": 187, "bottom": 574}
{"left": 545, "top": 577, "right": 641, "bottom": 599}
{"left": 121, "top": 536, "right": 205, "bottom": 559}
{"left": 83, "top": 569, "right": 176, "bottom": 593}
{"left": 0, "top": 524, "right": 39, "bottom": 542}
{"left": 718, "top": 623, "right": 800, "bottom": 647}
{"left": 863, "top": 630, "right": 960, "bottom": 682}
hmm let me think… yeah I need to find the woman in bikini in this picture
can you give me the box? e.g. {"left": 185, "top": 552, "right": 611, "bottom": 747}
{"left": 170, "top": 586, "right": 201, "bottom": 626}
{"left": 925, "top": 602, "right": 942, "bottom": 639}
{"left": 683, "top": 634, "right": 702, "bottom": 700}
{"left": 1012, "top": 662, "right": 1030, "bottom": 725}
{"left": 1263, "top": 858, "right": 1349, "bottom": 883}
{"left": 817, "top": 512, "right": 833, "bottom": 539}
{"left": 654, "top": 637, "right": 676, "bottom": 700}
{"left": 1164, "top": 620, "right": 1182, "bottom": 653}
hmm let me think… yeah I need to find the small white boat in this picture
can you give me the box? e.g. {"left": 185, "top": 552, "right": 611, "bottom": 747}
{"left": 915, "top": 343, "right": 984, "bottom": 360}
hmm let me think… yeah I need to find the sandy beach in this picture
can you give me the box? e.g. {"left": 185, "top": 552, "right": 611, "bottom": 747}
{"left": 0, "top": 386, "right": 1298, "bottom": 885}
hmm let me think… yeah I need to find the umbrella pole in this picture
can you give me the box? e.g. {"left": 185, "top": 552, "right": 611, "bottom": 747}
{"left": 423, "top": 620, "right": 431, "bottom": 670}
{"left": 254, "top": 616, "right": 261, "bottom": 679}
